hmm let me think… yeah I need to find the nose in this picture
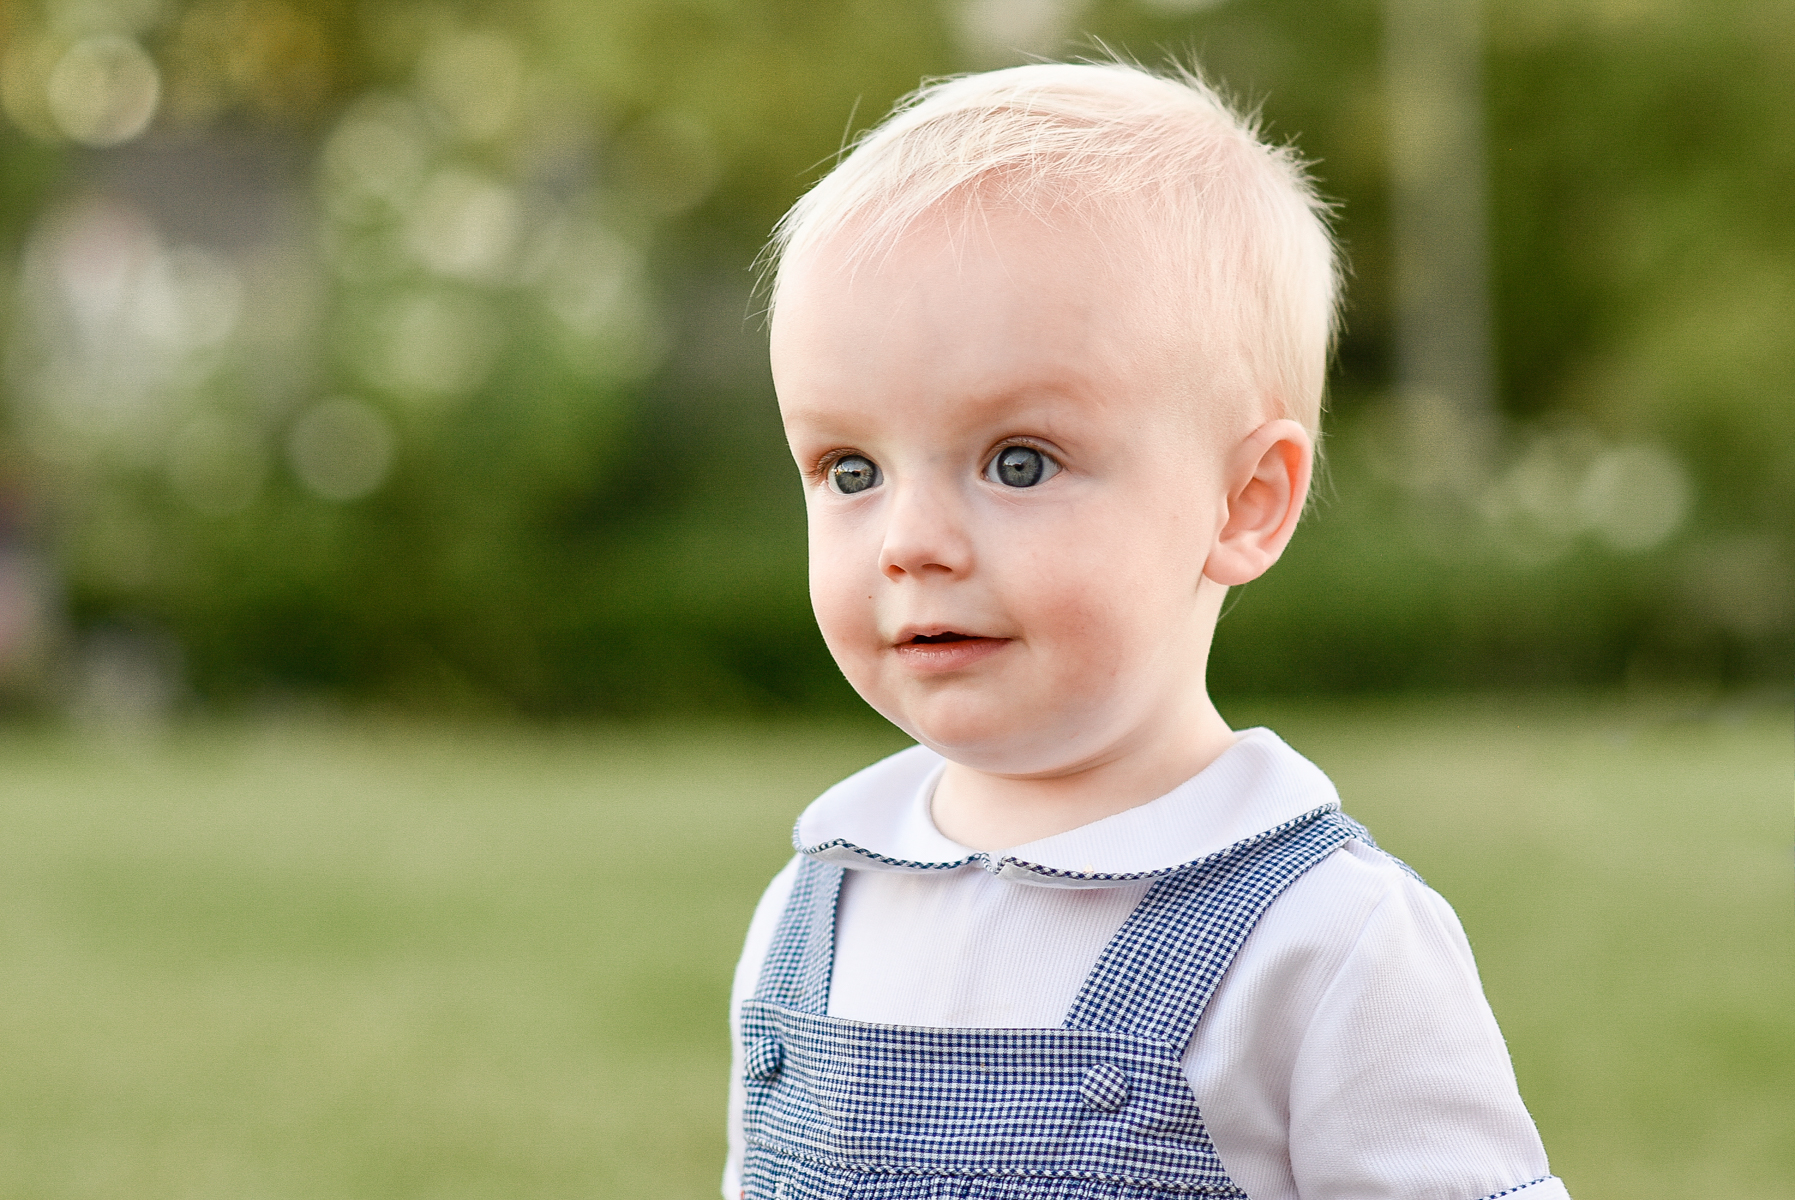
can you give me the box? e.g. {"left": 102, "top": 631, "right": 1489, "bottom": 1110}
{"left": 877, "top": 480, "right": 973, "bottom": 581}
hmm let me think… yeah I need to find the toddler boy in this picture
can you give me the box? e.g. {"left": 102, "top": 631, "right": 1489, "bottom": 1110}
{"left": 727, "top": 62, "right": 1567, "bottom": 1200}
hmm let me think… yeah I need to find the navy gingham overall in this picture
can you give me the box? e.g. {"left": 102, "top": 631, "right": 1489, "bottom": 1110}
{"left": 740, "top": 806, "right": 1374, "bottom": 1199}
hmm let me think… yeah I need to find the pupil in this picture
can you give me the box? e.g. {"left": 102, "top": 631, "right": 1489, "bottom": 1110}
{"left": 997, "top": 447, "right": 1043, "bottom": 487}
{"left": 832, "top": 456, "right": 877, "bottom": 494}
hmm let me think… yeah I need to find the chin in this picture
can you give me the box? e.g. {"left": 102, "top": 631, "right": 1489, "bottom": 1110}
{"left": 910, "top": 712, "right": 1101, "bottom": 778}
{"left": 869, "top": 694, "right": 1009, "bottom": 763}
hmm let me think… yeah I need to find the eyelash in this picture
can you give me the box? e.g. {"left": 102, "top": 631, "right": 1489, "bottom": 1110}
{"left": 990, "top": 437, "right": 1055, "bottom": 462}
{"left": 811, "top": 449, "right": 860, "bottom": 485}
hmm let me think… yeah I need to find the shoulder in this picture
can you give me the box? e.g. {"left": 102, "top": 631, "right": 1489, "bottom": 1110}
{"left": 1299, "top": 832, "right": 1451, "bottom": 920}
{"left": 1302, "top": 833, "right": 1476, "bottom": 964}
{"left": 1186, "top": 830, "right": 1497, "bottom": 1133}
{"left": 730, "top": 855, "right": 804, "bottom": 1018}
{"left": 736, "top": 744, "right": 939, "bottom": 1007}
{"left": 1238, "top": 833, "right": 1481, "bottom": 997}
{"left": 1192, "top": 835, "right": 1556, "bottom": 1199}
{"left": 792, "top": 743, "right": 963, "bottom": 868}
{"left": 746, "top": 854, "right": 804, "bottom": 954}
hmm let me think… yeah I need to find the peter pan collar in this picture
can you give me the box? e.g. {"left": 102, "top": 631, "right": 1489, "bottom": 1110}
{"left": 793, "top": 727, "right": 1341, "bottom": 890}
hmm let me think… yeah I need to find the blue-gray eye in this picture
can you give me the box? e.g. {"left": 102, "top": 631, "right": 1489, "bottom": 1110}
{"left": 828, "top": 454, "right": 881, "bottom": 494}
{"left": 986, "top": 445, "right": 1059, "bottom": 488}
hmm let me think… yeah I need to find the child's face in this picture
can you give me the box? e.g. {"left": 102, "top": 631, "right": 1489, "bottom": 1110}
{"left": 772, "top": 210, "right": 1243, "bottom": 778}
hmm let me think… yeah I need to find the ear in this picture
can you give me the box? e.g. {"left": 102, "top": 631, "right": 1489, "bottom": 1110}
{"left": 1203, "top": 419, "right": 1314, "bottom": 587}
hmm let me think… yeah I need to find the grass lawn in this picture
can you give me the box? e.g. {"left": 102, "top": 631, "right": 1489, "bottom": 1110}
{"left": 0, "top": 694, "right": 1788, "bottom": 1199}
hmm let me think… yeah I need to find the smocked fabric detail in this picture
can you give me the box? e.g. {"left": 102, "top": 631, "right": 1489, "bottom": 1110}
{"left": 742, "top": 809, "right": 1362, "bottom": 1199}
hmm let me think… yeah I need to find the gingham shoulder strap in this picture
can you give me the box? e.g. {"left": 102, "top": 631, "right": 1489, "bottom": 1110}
{"left": 751, "top": 856, "right": 844, "bottom": 1015}
{"left": 1063, "top": 808, "right": 1362, "bottom": 1045}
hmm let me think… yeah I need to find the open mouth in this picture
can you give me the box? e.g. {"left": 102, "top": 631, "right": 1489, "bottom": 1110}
{"left": 892, "top": 629, "right": 1007, "bottom": 671}
{"left": 907, "top": 631, "right": 975, "bottom": 645}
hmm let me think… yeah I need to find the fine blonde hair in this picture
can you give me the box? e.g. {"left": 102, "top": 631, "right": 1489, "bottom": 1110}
{"left": 766, "top": 61, "right": 1340, "bottom": 436}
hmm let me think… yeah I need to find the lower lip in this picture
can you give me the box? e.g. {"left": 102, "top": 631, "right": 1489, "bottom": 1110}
{"left": 892, "top": 637, "right": 1009, "bottom": 672}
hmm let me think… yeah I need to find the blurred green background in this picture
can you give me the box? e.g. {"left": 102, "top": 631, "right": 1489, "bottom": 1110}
{"left": 0, "top": 0, "right": 1787, "bottom": 712}
{"left": 0, "top": 1, "right": 1789, "bottom": 1198}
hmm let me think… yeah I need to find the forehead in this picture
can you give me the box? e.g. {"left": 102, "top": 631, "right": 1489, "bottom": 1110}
{"left": 771, "top": 205, "right": 1199, "bottom": 435}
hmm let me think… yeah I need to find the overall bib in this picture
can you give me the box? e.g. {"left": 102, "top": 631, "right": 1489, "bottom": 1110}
{"left": 740, "top": 807, "right": 1370, "bottom": 1199}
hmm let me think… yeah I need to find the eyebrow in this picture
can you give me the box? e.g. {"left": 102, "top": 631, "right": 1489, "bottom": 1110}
{"left": 783, "top": 384, "right": 1095, "bottom": 443}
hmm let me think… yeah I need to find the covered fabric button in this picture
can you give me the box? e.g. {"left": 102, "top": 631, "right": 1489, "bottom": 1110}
{"left": 1078, "top": 1062, "right": 1129, "bottom": 1112}
{"left": 745, "top": 1036, "right": 783, "bottom": 1082}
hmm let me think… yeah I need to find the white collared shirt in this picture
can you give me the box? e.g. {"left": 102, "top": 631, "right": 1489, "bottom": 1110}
{"left": 725, "top": 729, "right": 1570, "bottom": 1200}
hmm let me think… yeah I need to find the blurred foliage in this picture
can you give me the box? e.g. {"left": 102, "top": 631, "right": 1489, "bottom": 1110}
{"left": 0, "top": 0, "right": 1788, "bottom": 715}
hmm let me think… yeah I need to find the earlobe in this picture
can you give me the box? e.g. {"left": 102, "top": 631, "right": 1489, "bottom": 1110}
{"left": 1202, "top": 419, "right": 1313, "bottom": 587}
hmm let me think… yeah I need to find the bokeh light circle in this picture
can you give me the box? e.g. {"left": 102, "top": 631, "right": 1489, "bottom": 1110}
{"left": 46, "top": 36, "right": 160, "bottom": 147}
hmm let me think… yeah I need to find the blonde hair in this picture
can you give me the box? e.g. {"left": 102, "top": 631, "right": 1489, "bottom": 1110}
{"left": 766, "top": 61, "right": 1340, "bottom": 436}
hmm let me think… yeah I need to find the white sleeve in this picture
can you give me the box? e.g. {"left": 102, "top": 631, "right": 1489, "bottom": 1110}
{"left": 723, "top": 856, "right": 802, "bottom": 1200}
{"left": 1187, "top": 841, "right": 1569, "bottom": 1200}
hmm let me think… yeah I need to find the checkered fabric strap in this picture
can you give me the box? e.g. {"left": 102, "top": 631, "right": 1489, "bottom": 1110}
{"left": 1064, "top": 808, "right": 1358, "bottom": 1044}
{"left": 754, "top": 857, "right": 845, "bottom": 1015}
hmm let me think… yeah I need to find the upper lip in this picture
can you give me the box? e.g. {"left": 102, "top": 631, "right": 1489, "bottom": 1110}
{"left": 892, "top": 625, "right": 993, "bottom": 645}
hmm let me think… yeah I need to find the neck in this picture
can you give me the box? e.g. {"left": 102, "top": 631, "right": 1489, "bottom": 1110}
{"left": 929, "top": 689, "right": 1238, "bottom": 853}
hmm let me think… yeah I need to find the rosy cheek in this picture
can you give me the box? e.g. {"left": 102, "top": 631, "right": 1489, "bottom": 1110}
{"left": 1025, "top": 573, "right": 1131, "bottom": 677}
